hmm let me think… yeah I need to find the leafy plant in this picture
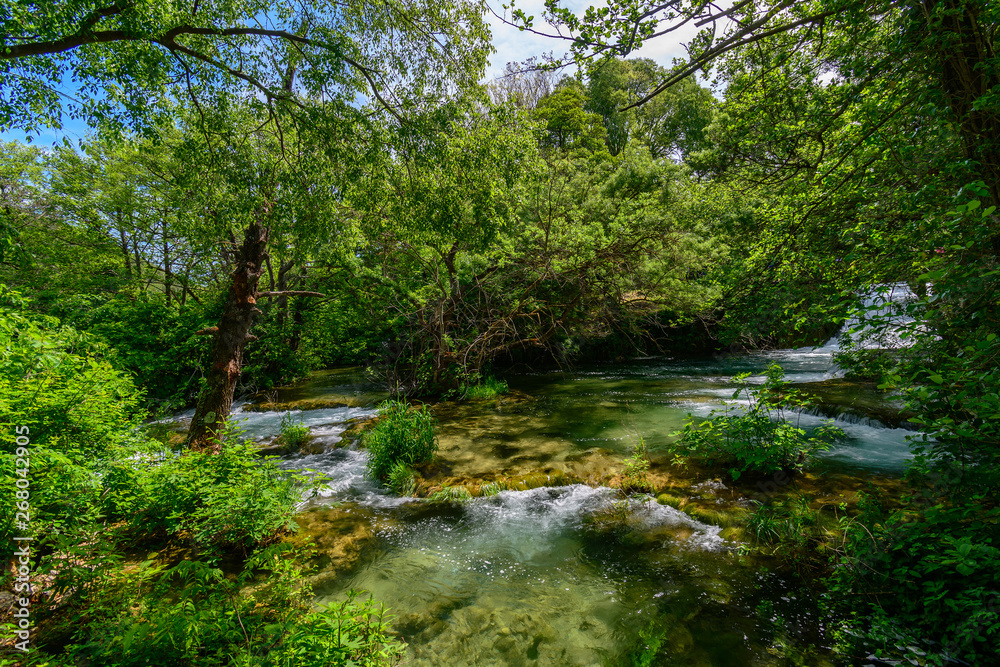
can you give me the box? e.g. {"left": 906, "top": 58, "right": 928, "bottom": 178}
{"left": 671, "top": 363, "right": 844, "bottom": 480}
{"left": 105, "top": 425, "right": 316, "bottom": 556}
{"left": 386, "top": 461, "right": 416, "bottom": 496}
{"left": 619, "top": 436, "right": 653, "bottom": 494}
{"left": 279, "top": 411, "right": 312, "bottom": 449}
{"left": 362, "top": 400, "right": 437, "bottom": 481}
{"left": 428, "top": 485, "right": 473, "bottom": 502}
{"left": 460, "top": 375, "right": 509, "bottom": 399}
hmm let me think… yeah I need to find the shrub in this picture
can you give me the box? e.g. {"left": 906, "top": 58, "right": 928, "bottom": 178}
{"left": 460, "top": 375, "right": 509, "bottom": 399}
{"left": 104, "top": 428, "right": 315, "bottom": 556}
{"left": 279, "top": 411, "right": 312, "bottom": 449}
{"left": 619, "top": 437, "right": 653, "bottom": 494}
{"left": 362, "top": 400, "right": 437, "bottom": 481}
{"left": 0, "top": 288, "right": 149, "bottom": 542}
{"left": 44, "top": 545, "right": 405, "bottom": 667}
{"left": 828, "top": 499, "right": 1000, "bottom": 666}
{"left": 386, "top": 461, "right": 416, "bottom": 496}
{"left": 671, "top": 363, "right": 844, "bottom": 480}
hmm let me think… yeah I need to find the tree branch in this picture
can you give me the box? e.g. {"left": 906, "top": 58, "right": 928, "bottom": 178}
{"left": 257, "top": 290, "right": 325, "bottom": 297}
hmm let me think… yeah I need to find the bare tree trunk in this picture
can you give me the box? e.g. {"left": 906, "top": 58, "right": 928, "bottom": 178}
{"left": 186, "top": 214, "right": 270, "bottom": 452}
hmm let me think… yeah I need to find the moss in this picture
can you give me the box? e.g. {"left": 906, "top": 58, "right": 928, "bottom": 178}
{"left": 256, "top": 432, "right": 321, "bottom": 457}
{"left": 244, "top": 397, "right": 364, "bottom": 412}
{"left": 284, "top": 505, "right": 381, "bottom": 588}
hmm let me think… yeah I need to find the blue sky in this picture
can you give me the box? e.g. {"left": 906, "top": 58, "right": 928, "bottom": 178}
{"left": 485, "top": 0, "right": 696, "bottom": 80}
{"left": 1, "top": 0, "right": 699, "bottom": 147}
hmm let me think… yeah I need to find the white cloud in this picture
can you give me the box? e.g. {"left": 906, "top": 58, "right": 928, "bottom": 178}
{"left": 484, "top": 0, "right": 722, "bottom": 90}
{"left": 484, "top": 0, "right": 704, "bottom": 81}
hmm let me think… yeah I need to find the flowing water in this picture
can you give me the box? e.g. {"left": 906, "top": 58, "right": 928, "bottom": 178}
{"left": 165, "top": 337, "right": 914, "bottom": 665}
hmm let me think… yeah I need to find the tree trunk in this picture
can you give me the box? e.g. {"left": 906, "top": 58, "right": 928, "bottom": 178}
{"left": 162, "top": 213, "right": 173, "bottom": 307}
{"left": 924, "top": 0, "right": 1000, "bottom": 252}
{"left": 186, "top": 215, "right": 270, "bottom": 451}
{"left": 117, "top": 216, "right": 131, "bottom": 279}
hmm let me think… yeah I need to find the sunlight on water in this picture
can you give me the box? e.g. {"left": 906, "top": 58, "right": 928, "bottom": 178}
{"left": 160, "top": 344, "right": 911, "bottom": 665}
{"left": 310, "top": 486, "right": 785, "bottom": 667}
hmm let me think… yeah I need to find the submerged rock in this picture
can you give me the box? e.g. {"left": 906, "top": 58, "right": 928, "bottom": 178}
{"left": 284, "top": 504, "right": 382, "bottom": 590}
{"left": 787, "top": 379, "right": 916, "bottom": 429}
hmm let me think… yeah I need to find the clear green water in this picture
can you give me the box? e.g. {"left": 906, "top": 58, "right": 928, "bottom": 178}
{"left": 310, "top": 489, "right": 821, "bottom": 666}
{"left": 222, "top": 348, "right": 910, "bottom": 665}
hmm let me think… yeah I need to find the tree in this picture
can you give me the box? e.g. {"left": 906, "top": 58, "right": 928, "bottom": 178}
{"left": 331, "top": 104, "right": 540, "bottom": 395}
{"left": 332, "top": 97, "right": 720, "bottom": 395}
{"left": 533, "top": 80, "right": 608, "bottom": 154}
{"left": 3, "top": 0, "right": 497, "bottom": 449}
{"left": 1, "top": 0, "right": 490, "bottom": 135}
{"left": 585, "top": 58, "right": 715, "bottom": 159}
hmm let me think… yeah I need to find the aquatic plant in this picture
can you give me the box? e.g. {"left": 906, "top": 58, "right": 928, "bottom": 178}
{"left": 279, "top": 411, "right": 312, "bottom": 449}
{"left": 428, "top": 484, "right": 473, "bottom": 502}
{"left": 478, "top": 480, "right": 507, "bottom": 497}
{"left": 671, "top": 363, "right": 844, "bottom": 480}
{"left": 362, "top": 400, "right": 438, "bottom": 481}
{"left": 619, "top": 437, "right": 654, "bottom": 494}
{"left": 386, "top": 461, "right": 416, "bottom": 496}
{"left": 460, "top": 375, "right": 510, "bottom": 399}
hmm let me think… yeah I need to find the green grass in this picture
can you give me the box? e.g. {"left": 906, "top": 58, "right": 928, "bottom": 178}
{"left": 460, "top": 375, "right": 509, "bottom": 399}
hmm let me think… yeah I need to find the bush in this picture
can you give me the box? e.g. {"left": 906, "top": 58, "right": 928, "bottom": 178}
{"left": 828, "top": 498, "right": 1000, "bottom": 666}
{"left": 460, "top": 375, "right": 509, "bottom": 399}
{"left": 56, "top": 290, "right": 217, "bottom": 410}
{"left": 0, "top": 288, "right": 402, "bottom": 666}
{"left": 40, "top": 545, "right": 404, "bottom": 667}
{"left": 619, "top": 437, "right": 653, "bottom": 494}
{"left": 386, "top": 461, "right": 416, "bottom": 496}
{"left": 0, "top": 287, "right": 149, "bottom": 542}
{"left": 362, "top": 400, "right": 437, "bottom": 481}
{"left": 671, "top": 363, "right": 844, "bottom": 480}
{"left": 279, "top": 411, "right": 312, "bottom": 449}
{"left": 106, "top": 431, "right": 312, "bottom": 556}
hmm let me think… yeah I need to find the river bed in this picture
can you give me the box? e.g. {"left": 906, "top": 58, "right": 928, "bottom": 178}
{"left": 166, "top": 341, "right": 912, "bottom": 665}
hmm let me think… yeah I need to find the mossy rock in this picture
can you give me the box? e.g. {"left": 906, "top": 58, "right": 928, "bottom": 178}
{"left": 339, "top": 415, "right": 379, "bottom": 442}
{"left": 256, "top": 432, "right": 321, "bottom": 457}
{"left": 244, "top": 397, "right": 363, "bottom": 413}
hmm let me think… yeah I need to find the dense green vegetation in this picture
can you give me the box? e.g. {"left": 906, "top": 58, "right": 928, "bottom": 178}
{"left": 2, "top": 0, "right": 999, "bottom": 663}
{"left": 672, "top": 364, "right": 845, "bottom": 480}
{"left": 362, "top": 401, "right": 438, "bottom": 483}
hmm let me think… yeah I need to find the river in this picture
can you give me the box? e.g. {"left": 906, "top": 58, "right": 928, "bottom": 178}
{"left": 177, "top": 340, "right": 912, "bottom": 665}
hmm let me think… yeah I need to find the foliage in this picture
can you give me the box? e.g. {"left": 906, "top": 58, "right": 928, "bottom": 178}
{"left": 32, "top": 544, "right": 404, "bottom": 667}
{"left": 619, "top": 437, "right": 653, "bottom": 494}
{"left": 828, "top": 495, "right": 1000, "bottom": 665}
{"left": 64, "top": 291, "right": 217, "bottom": 409}
{"left": 532, "top": 80, "right": 609, "bottom": 155}
{"left": 460, "top": 375, "right": 509, "bottom": 399}
{"left": 107, "top": 426, "right": 312, "bottom": 556}
{"left": 386, "top": 461, "right": 417, "bottom": 497}
{"left": 0, "top": 286, "right": 147, "bottom": 543}
{"left": 270, "top": 590, "right": 406, "bottom": 667}
{"left": 1, "top": 0, "right": 492, "bottom": 137}
{"left": 427, "top": 484, "right": 473, "bottom": 502}
{"left": 279, "top": 412, "right": 312, "bottom": 450}
{"left": 584, "top": 58, "right": 716, "bottom": 161}
{"left": 362, "top": 400, "right": 438, "bottom": 481}
{"left": 672, "top": 364, "right": 844, "bottom": 480}
{"left": 0, "top": 291, "right": 400, "bottom": 665}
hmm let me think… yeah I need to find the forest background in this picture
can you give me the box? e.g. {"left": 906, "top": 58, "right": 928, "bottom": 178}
{"left": 1, "top": 0, "right": 999, "bottom": 665}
